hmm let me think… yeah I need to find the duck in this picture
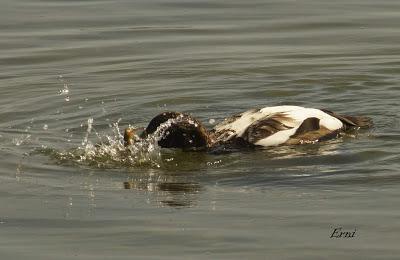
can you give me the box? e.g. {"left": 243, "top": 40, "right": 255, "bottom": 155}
{"left": 124, "top": 111, "right": 212, "bottom": 149}
{"left": 124, "top": 106, "right": 373, "bottom": 150}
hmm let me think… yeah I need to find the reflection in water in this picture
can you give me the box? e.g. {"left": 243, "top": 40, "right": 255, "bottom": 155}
{"left": 123, "top": 172, "right": 202, "bottom": 208}
{"left": 265, "top": 139, "right": 342, "bottom": 159}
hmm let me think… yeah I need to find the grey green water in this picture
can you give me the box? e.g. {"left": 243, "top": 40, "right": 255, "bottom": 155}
{"left": 1, "top": 0, "right": 400, "bottom": 259}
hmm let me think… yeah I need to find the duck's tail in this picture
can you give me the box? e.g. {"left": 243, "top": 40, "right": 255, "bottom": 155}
{"left": 320, "top": 109, "right": 373, "bottom": 130}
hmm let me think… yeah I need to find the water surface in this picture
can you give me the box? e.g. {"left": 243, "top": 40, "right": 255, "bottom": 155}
{"left": 1, "top": 0, "right": 400, "bottom": 259}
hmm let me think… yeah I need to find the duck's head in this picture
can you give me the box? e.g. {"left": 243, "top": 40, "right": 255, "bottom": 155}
{"left": 124, "top": 112, "right": 212, "bottom": 150}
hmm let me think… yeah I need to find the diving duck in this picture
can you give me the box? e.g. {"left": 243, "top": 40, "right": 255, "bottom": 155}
{"left": 124, "top": 106, "right": 373, "bottom": 149}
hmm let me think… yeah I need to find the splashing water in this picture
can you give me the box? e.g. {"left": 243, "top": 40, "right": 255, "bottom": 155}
{"left": 12, "top": 134, "right": 31, "bottom": 146}
{"left": 58, "top": 75, "right": 70, "bottom": 102}
{"left": 50, "top": 117, "right": 196, "bottom": 169}
{"left": 39, "top": 114, "right": 224, "bottom": 170}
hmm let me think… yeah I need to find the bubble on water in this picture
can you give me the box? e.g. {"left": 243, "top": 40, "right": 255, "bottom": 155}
{"left": 209, "top": 118, "right": 216, "bottom": 124}
{"left": 43, "top": 124, "right": 48, "bottom": 130}
{"left": 62, "top": 89, "right": 69, "bottom": 95}
{"left": 57, "top": 77, "right": 71, "bottom": 103}
{"left": 207, "top": 159, "right": 222, "bottom": 166}
{"left": 58, "top": 83, "right": 69, "bottom": 95}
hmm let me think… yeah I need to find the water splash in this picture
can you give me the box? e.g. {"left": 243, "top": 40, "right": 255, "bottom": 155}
{"left": 36, "top": 113, "right": 226, "bottom": 170}
{"left": 58, "top": 75, "right": 70, "bottom": 102}
{"left": 12, "top": 134, "right": 31, "bottom": 146}
{"left": 81, "top": 117, "right": 93, "bottom": 147}
{"left": 48, "top": 117, "right": 163, "bottom": 168}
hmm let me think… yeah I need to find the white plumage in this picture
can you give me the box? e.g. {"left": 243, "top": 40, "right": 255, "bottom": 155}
{"left": 213, "top": 106, "right": 344, "bottom": 147}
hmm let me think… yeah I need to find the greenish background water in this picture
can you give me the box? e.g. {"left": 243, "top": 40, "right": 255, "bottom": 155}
{"left": 1, "top": 0, "right": 400, "bottom": 259}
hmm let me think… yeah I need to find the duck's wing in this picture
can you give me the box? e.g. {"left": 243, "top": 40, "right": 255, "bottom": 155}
{"left": 320, "top": 109, "right": 373, "bottom": 130}
{"left": 213, "top": 107, "right": 301, "bottom": 144}
{"left": 214, "top": 106, "right": 346, "bottom": 147}
{"left": 284, "top": 117, "right": 341, "bottom": 145}
{"left": 213, "top": 108, "right": 265, "bottom": 142}
{"left": 250, "top": 114, "right": 343, "bottom": 147}
{"left": 252, "top": 108, "right": 348, "bottom": 146}
{"left": 241, "top": 113, "right": 295, "bottom": 144}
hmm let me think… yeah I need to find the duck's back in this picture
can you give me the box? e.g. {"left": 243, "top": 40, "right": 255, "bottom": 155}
{"left": 213, "top": 106, "right": 345, "bottom": 147}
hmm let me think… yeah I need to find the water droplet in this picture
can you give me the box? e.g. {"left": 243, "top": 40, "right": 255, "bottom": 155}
{"left": 43, "top": 124, "right": 48, "bottom": 130}
{"left": 12, "top": 134, "right": 31, "bottom": 146}
{"left": 211, "top": 201, "right": 216, "bottom": 211}
{"left": 65, "top": 96, "right": 70, "bottom": 102}
{"left": 209, "top": 119, "right": 216, "bottom": 124}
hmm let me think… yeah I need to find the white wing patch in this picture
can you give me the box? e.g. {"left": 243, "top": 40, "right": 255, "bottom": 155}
{"left": 214, "top": 106, "right": 343, "bottom": 146}
{"left": 214, "top": 109, "right": 265, "bottom": 141}
{"left": 254, "top": 128, "right": 298, "bottom": 146}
